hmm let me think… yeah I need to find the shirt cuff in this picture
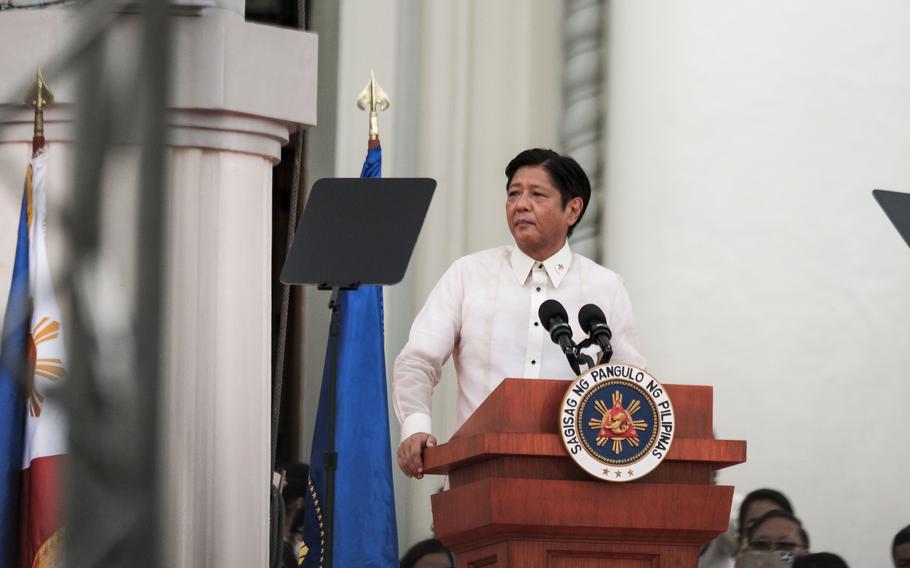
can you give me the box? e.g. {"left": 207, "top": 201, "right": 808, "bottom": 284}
{"left": 400, "top": 412, "right": 432, "bottom": 442}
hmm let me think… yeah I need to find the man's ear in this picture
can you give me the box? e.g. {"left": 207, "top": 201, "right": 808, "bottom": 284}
{"left": 567, "top": 196, "right": 584, "bottom": 225}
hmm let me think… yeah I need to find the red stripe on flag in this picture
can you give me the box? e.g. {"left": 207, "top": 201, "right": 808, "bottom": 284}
{"left": 19, "top": 454, "right": 64, "bottom": 568}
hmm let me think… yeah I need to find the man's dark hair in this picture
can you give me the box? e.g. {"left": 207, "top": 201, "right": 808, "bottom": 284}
{"left": 792, "top": 552, "right": 849, "bottom": 568}
{"left": 894, "top": 524, "right": 910, "bottom": 558}
{"left": 400, "top": 538, "right": 454, "bottom": 568}
{"left": 746, "top": 509, "right": 810, "bottom": 550}
{"left": 504, "top": 148, "right": 591, "bottom": 238}
{"left": 738, "top": 488, "right": 795, "bottom": 539}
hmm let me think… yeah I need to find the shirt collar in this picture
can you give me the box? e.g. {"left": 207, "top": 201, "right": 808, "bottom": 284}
{"left": 510, "top": 241, "right": 573, "bottom": 288}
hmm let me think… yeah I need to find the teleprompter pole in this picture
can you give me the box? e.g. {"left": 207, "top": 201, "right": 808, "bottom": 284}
{"left": 323, "top": 286, "right": 343, "bottom": 568}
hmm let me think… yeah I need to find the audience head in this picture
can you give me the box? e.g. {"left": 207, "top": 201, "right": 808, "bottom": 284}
{"left": 793, "top": 552, "right": 849, "bottom": 568}
{"left": 738, "top": 488, "right": 795, "bottom": 543}
{"left": 894, "top": 524, "right": 910, "bottom": 567}
{"left": 744, "top": 510, "right": 809, "bottom": 559}
{"left": 400, "top": 538, "right": 454, "bottom": 568}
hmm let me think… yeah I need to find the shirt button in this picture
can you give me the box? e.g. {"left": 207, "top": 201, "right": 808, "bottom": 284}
{"left": 538, "top": 264, "right": 543, "bottom": 269}
{"left": 533, "top": 322, "right": 539, "bottom": 327}
{"left": 531, "top": 360, "right": 536, "bottom": 365}
{"left": 535, "top": 287, "right": 541, "bottom": 292}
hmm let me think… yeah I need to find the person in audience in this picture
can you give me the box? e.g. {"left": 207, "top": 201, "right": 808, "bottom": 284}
{"left": 400, "top": 538, "right": 455, "bottom": 568}
{"left": 703, "top": 488, "right": 794, "bottom": 567}
{"left": 280, "top": 462, "right": 309, "bottom": 568}
{"left": 737, "top": 489, "right": 794, "bottom": 545}
{"left": 737, "top": 510, "right": 809, "bottom": 565}
{"left": 793, "top": 552, "right": 849, "bottom": 568}
{"left": 894, "top": 524, "right": 910, "bottom": 567}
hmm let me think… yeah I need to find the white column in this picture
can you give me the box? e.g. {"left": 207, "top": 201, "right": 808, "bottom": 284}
{"left": 0, "top": 8, "right": 316, "bottom": 568}
{"left": 324, "top": 0, "right": 564, "bottom": 548}
{"left": 403, "top": 0, "right": 565, "bottom": 544}
{"left": 562, "top": 0, "right": 606, "bottom": 260}
{"left": 164, "top": 148, "right": 275, "bottom": 567}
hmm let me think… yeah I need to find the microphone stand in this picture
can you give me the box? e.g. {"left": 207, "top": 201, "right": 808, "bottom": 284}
{"left": 563, "top": 347, "right": 582, "bottom": 376}
{"left": 579, "top": 352, "right": 597, "bottom": 369}
{"left": 574, "top": 339, "right": 605, "bottom": 370}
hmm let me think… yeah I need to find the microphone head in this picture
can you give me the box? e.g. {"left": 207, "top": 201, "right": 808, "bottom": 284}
{"left": 538, "top": 299, "right": 569, "bottom": 331}
{"left": 578, "top": 304, "right": 607, "bottom": 334}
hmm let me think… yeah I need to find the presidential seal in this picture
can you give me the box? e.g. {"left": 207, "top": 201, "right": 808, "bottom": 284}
{"left": 559, "top": 363, "right": 675, "bottom": 482}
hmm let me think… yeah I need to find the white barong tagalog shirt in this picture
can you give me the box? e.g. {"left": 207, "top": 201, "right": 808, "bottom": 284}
{"left": 393, "top": 242, "right": 646, "bottom": 441}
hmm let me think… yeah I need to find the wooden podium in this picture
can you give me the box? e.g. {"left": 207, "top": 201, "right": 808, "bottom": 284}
{"left": 422, "top": 379, "right": 746, "bottom": 567}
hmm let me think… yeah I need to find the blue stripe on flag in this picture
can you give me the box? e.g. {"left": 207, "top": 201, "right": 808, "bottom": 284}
{"left": 0, "top": 187, "right": 30, "bottom": 566}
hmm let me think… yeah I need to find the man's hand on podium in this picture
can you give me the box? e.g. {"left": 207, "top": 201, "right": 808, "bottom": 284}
{"left": 397, "top": 432, "right": 437, "bottom": 479}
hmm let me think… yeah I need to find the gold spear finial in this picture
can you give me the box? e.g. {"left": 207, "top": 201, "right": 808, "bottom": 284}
{"left": 356, "top": 70, "right": 390, "bottom": 141}
{"left": 26, "top": 67, "right": 55, "bottom": 142}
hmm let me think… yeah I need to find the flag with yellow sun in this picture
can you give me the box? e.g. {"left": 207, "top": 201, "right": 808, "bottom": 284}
{"left": 1, "top": 147, "right": 66, "bottom": 568}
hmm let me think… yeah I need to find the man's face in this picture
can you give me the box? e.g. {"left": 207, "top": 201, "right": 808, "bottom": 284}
{"left": 894, "top": 542, "right": 910, "bottom": 567}
{"left": 506, "top": 165, "right": 582, "bottom": 261}
{"left": 748, "top": 517, "right": 808, "bottom": 557}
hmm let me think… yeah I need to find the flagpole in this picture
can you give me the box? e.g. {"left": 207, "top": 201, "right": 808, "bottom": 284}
{"left": 26, "top": 68, "right": 54, "bottom": 155}
{"left": 316, "top": 71, "right": 390, "bottom": 568}
{"left": 356, "top": 69, "right": 390, "bottom": 147}
{"left": 0, "top": 69, "right": 51, "bottom": 568}
{"left": 15, "top": 68, "right": 70, "bottom": 568}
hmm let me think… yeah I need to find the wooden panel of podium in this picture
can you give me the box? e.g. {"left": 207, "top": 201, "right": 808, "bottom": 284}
{"left": 422, "top": 379, "right": 746, "bottom": 567}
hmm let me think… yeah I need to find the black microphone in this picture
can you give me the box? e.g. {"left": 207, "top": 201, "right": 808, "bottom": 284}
{"left": 538, "top": 299, "right": 581, "bottom": 375}
{"left": 578, "top": 304, "right": 613, "bottom": 365}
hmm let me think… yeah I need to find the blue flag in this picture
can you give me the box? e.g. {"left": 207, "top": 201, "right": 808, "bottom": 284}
{"left": 0, "top": 188, "right": 30, "bottom": 566}
{"left": 302, "top": 142, "right": 398, "bottom": 567}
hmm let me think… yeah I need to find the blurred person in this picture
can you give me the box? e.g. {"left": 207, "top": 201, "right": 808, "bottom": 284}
{"left": 281, "top": 462, "right": 309, "bottom": 568}
{"left": 738, "top": 489, "right": 795, "bottom": 545}
{"left": 894, "top": 524, "right": 910, "bottom": 567}
{"left": 700, "top": 492, "right": 744, "bottom": 568}
{"left": 394, "top": 148, "right": 646, "bottom": 479}
{"left": 736, "top": 510, "right": 809, "bottom": 567}
{"left": 792, "top": 552, "right": 849, "bottom": 568}
{"left": 703, "top": 488, "right": 794, "bottom": 568}
{"left": 400, "top": 538, "right": 455, "bottom": 568}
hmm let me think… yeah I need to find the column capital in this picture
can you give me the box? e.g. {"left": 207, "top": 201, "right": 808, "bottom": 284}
{"left": 0, "top": 9, "right": 317, "bottom": 163}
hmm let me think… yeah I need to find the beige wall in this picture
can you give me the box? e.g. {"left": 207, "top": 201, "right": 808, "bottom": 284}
{"left": 605, "top": 2, "right": 910, "bottom": 565}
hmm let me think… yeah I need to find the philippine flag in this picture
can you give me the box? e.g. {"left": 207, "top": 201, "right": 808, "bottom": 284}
{"left": 0, "top": 148, "right": 67, "bottom": 568}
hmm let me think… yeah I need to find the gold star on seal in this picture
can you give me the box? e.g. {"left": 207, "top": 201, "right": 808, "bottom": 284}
{"left": 626, "top": 469, "right": 634, "bottom": 477}
{"left": 602, "top": 468, "right": 610, "bottom": 476}
{"left": 614, "top": 470, "right": 622, "bottom": 478}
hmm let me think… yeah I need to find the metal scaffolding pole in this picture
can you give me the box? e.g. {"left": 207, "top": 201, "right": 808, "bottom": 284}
{"left": 60, "top": 1, "right": 170, "bottom": 566}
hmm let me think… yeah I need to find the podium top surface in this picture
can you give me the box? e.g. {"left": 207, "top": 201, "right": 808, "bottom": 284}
{"left": 450, "top": 378, "right": 714, "bottom": 440}
{"left": 423, "top": 378, "right": 746, "bottom": 476}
